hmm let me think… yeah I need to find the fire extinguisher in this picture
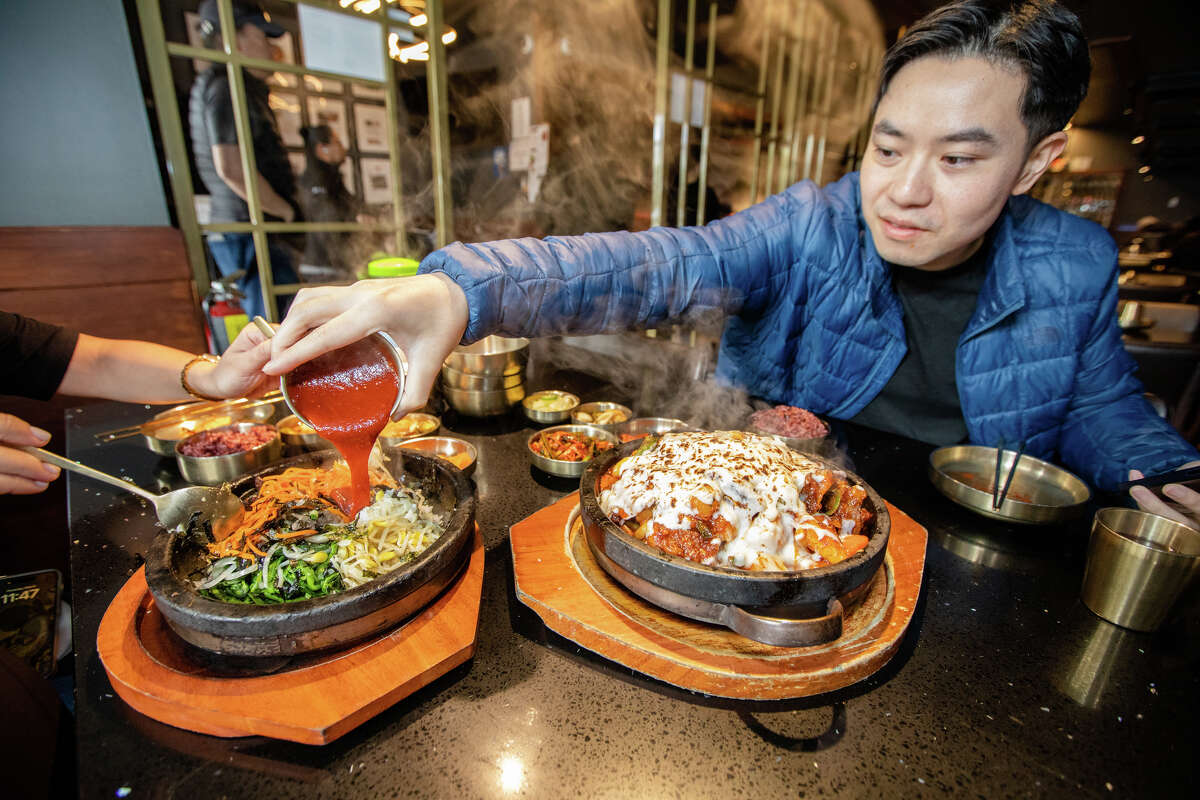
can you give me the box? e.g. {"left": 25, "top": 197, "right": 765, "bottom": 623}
{"left": 203, "top": 277, "right": 250, "bottom": 354}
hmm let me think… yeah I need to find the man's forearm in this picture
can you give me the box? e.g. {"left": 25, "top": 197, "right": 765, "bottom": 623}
{"left": 212, "top": 146, "right": 294, "bottom": 220}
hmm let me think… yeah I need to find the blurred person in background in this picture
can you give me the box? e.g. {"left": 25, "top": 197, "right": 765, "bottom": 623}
{"left": 297, "top": 124, "right": 366, "bottom": 282}
{"left": 189, "top": 0, "right": 300, "bottom": 321}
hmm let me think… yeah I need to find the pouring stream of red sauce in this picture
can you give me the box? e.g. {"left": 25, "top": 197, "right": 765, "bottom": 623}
{"left": 285, "top": 337, "right": 400, "bottom": 516}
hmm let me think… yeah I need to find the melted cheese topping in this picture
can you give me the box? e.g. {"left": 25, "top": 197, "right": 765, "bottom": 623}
{"left": 598, "top": 431, "right": 847, "bottom": 570}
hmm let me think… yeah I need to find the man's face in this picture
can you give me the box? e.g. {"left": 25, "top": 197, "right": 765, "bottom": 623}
{"left": 859, "top": 56, "right": 1042, "bottom": 271}
{"left": 236, "top": 23, "right": 274, "bottom": 76}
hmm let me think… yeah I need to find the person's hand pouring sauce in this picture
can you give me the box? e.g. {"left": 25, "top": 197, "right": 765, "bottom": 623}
{"left": 258, "top": 308, "right": 427, "bottom": 516}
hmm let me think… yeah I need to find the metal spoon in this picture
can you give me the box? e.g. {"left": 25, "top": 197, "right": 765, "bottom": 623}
{"left": 20, "top": 446, "right": 243, "bottom": 531}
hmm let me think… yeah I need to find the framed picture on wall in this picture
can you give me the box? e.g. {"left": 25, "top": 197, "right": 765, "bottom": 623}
{"left": 360, "top": 157, "right": 392, "bottom": 205}
{"left": 307, "top": 96, "right": 350, "bottom": 149}
{"left": 270, "top": 92, "right": 305, "bottom": 148}
{"left": 304, "top": 75, "right": 344, "bottom": 95}
{"left": 354, "top": 103, "right": 389, "bottom": 153}
{"left": 352, "top": 83, "right": 387, "bottom": 100}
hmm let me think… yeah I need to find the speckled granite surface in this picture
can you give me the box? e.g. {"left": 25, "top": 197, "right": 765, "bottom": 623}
{"left": 66, "top": 365, "right": 1198, "bottom": 799}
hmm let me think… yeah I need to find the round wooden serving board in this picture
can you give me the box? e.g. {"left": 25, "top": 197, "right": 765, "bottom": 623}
{"left": 510, "top": 495, "right": 927, "bottom": 699}
{"left": 97, "top": 528, "right": 484, "bottom": 745}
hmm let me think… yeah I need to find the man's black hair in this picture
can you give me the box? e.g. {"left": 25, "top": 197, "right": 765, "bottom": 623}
{"left": 876, "top": 0, "right": 1090, "bottom": 145}
{"left": 300, "top": 125, "right": 333, "bottom": 159}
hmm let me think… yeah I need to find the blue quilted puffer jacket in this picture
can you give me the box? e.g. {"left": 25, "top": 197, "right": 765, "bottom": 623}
{"left": 421, "top": 173, "right": 1197, "bottom": 489}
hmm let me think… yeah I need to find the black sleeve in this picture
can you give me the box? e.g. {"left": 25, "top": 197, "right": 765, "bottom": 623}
{"left": 0, "top": 312, "right": 80, "bottom": 401}
{"left": 203, "top": 74, "right": 240, "bottom": 147}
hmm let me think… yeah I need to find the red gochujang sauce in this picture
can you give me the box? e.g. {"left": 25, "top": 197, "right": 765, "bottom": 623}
{"left": 286, "top": 337, "right": 400, "bottom": 516}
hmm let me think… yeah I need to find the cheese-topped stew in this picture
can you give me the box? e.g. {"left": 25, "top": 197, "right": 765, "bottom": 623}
{"left": 597, "top": 431, "right": 872, "bottom": 570}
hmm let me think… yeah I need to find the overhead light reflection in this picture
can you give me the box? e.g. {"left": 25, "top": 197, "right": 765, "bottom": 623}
{"left": 1131, "top": 135, "right": 1145, "bottom": 145}
{"left": 498, "top": 755, "right": 524, "bottom": 793}
{"left": 410, "top": 13, "right": 428, "bottom": 26}
{"left": 442, "top": 29, "right": 457, "bottom": 44}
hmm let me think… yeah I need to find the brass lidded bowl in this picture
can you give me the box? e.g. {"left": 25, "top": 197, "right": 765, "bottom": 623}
{"left": 443, "top": 383, "right": 526, "bottom": 417}
{"left": 175, "top": 422, "right": 282, "bottom": 486}
{"left": 928, "top": 445, "right": 1091, "bottom": 525}
{"left": 443, "top": 335, "right": 529, "bottom": 376}
{"left": 571, "top": 401, "right": 632, "bottom": 433}
{"left": 527, "top": 424, "right": 618, "bottom": 478}
{"left": 441, "top": 364, "right": 524, "bottom": 391}
{"left": 523, "top": 390, "right": 580, "bottom": 424}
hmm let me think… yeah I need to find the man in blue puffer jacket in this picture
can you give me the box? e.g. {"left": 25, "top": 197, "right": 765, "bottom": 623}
{"left": 266, "top": 0, "right": 1198, "bottom": 516}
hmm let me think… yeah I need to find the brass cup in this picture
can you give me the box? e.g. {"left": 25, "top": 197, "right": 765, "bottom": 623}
{"left": 1081, "top": 508, "right": 1200, "bottom": 631}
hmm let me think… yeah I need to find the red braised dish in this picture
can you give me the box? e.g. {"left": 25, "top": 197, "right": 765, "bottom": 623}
{"left": 598, "top": 431, "right": 870, "bottom": 570}
{"left": 529, "top": 430, "right": 614, "bottom": 462}
{"left": 178, "top": 424, "right": 277, "bottom": 458}
{"left": 749, "top": 405, "right": 828, "bottom": 439}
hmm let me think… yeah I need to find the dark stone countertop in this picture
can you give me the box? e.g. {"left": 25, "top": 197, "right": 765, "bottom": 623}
{"left": 65, "top": 381, "right": 1199, "bottom": 798}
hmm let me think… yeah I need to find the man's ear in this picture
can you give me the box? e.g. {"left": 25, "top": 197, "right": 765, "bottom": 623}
{"left": 1012, "top": 130, "right": 1068, "bottom": 195}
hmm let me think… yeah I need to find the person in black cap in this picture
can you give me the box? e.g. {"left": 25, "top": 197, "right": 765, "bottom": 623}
{"left": 189, "top": 0, "right": 299, "bottom": 322}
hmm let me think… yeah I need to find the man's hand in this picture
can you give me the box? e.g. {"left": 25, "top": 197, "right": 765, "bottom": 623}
{"left": 186, "top": 324, "right": 275, "bottom": 400}
{"left": 265, "top": 273, "right": 469, "bottom": 417}
{"left": 0, "top": 414, "right": 60, "bottom": 494}
{"left": 1128, "top": 459, "right": 1200, "bottom": 530}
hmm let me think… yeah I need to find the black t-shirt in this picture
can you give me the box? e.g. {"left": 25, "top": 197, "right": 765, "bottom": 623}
{"left": 849, "top": 241, "right": 991, "bottom": 445}
{"left": 298, "top": 159, "right": 360, "bottom": 272}
{"left": 188, "top": 67, "right": 297, "bottom": 223}
{"left": 0, "top": 312, "right": 80, "bottom": 401}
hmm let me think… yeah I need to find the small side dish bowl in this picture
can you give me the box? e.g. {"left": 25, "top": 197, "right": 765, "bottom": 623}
{"left": 397, "top": 436, "right": 478, "bottom": 478}
{"left": 928, "top": 445, "right": 1091, "bottom": 525}
{"left": 379, "top": 412, "right": 442, "bottom": 446}
{"left": 617, "top": 417, "right": 690, "bottom": 442}
{"left": 276, "top": 414, "right": 331, "bottom": 451}
{"left": 443, "top": 335, "right": 530, "bottom": 376}
{"left": 523, "top": 390, "right": 581, "bottom": 424}
{"left": 441, "top": 364, "right": 524, "bottom": 392}
{"left": 175, "top": 422, "right": 282, "bottom": 486}
{"left": 528, "top": 424, "right": 619, "bottom": 478}
{"left": 571, "top": 401, "right": 632, "bottom": 432}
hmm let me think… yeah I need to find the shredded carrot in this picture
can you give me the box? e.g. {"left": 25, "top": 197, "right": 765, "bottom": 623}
{"left": 273, "top": 528, "right": 317, "bottom": 540}
{"left": 205, "top": 464, "right": 397, "bottom": 558}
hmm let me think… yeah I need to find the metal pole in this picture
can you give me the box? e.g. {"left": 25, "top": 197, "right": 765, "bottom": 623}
{"left": 762, "top": 22, "right": 787, "bottom": 201}
{"left": 813, "top": 21, "right": 841, "bottom": 185}
{"left": 676, "top": 0, "right": 696, "bottom": 228}
{"left": 215, "top": 0, "right": 278, "bottom": 320}
{"left": 748, "top": 0, "right": 774, "bottom": 205}
{"left": 650, "top": 0, "right": 672, "bottom": 228}
{"left": 695, "top": 1, "right": 718, "bottom": 225}
{"left": 777, "top": 1, "right": 806, "bottom": 195}
{"left": 133, "top": 0, "right": 210, "bottom": 299}
{"left": 787, "top": 0, "right": 814, "bottom": 186}
{"left": 801, "top": 10, "right": 827, "bottom": 181}
{"left": 426, "top": 0, "right": 454, "bottom": 247}
{"left": 378, "top": 4, "right": 408, "bottom": 255}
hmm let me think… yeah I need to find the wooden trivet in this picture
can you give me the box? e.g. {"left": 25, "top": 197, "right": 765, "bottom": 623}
{"left": 510, "top": 496, "right": 927, "bottom": 699}
{"left": 97, "top": 528, "right": 484, "bottom": 744}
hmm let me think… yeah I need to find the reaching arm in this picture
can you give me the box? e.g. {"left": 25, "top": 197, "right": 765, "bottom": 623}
{"left": 57, "top": 324, "right": 273, "bottom": 404}
{"left": 212, "top": 144, "right": 295, "bottom": 222}
{"left": 266, "top": 180, "right": 830, "bottom": 415}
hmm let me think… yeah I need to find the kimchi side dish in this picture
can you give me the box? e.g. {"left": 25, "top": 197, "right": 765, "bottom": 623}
{"left": 597, "top": 431, "right": 872, "bottom": 570}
